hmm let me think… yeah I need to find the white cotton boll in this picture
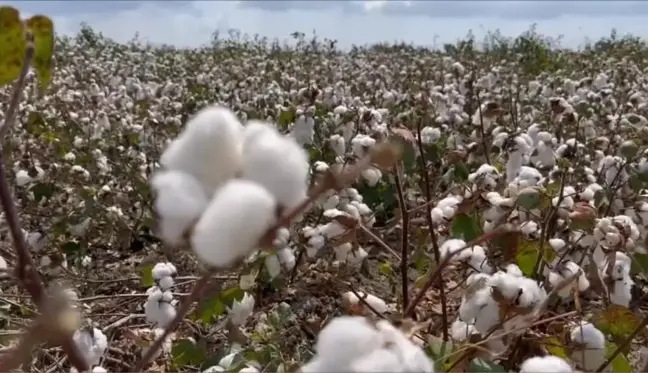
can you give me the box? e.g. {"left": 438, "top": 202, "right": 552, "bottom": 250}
{"left": 548, "top": 238, "right": 566, "bottom": 253}
{"left": 610, "top": 278, "right": 633, "bottom": 307}
{"left": 72, "top": 328, "right": 108, "bottom": 366}
{"left": 450, "top": 319, "right": 478, "bottom": 342}
{"left": 342, "top": 291, "right": 389, "bottom": 314}
{"left": 322, "top": 195, "right": 340, "bottom": 210}
{"left": 242, "top": 123, "right": 309, "bottom": 209}
{"left": 439, "top": 239, "right": 466, "bottom": 260}
{"left": 570, "top": 322, "right": 606, "bottom": 372}
{"left": 334, "top": 242, "right": 353, "bottom": 261}
{"left": 313, "top": 317, "right": 384, "bottom": 370}
{"left": 349, "top": 348, "right": 402, "bottom": 372}
{"left": 152, "top": 262, "right": 177, "bottom": 280}
{"left": 520, "top": 356, "right": 573, "bottom": 373}
{"left": 548, "top": 261, "right": 589, "bottom": 299}
{"left": 374, "top": 320, "right": 435, "bottom": 372}
{"left": 151, "top": 170, "right": 209, "bottom": 246}
{"left": 239, "top": 366, "right": 260, "bottom": 373}
{"left": 277, "top": 247, "right": 296, "bottom": 271}
{"left": 191, "top": 180, "right": 277, "bottom": 268}
{"left": 361, "top": 167, "right": 382, "bottom": 187}
{"left": 346, "top": 247, "right": 368, "bottom": 265}
{"left": 15, "top": 169, "right": 31, "bottom": 186}
{"left": 26, "top": 231, "right": 47, "bottom": 252}
{"left": 92, "top": 367, "right": 108, "bottom": 373}
{"left": 229, "top": 292, "right": 255, "bottom": 326}
{"left": 265, "top": 254, "right": 282, "bottom": 278}
{"left": 506, "top": 264, "right": 523, "bottom": 277}
{"left": 421, "top": 126, "right": 441, "bottom": 144}
{"left": 158, "top": 276, "right": 174, "bottom": 291}
{"left": 160, "top": 105, "right": 243, "bottom": 195}
{"left": 157, "top": 302, "right": 177, "bottom": 327}
{"left": 330, "top": 134, "right": 346, "bottom": 156}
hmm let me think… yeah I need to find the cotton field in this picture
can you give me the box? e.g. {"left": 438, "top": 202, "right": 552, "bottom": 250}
{"left": 2, "top": 16, "right": 648, "bottom": 373}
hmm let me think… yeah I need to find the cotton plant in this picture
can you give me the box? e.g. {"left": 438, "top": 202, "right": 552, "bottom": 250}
{"left": 519, "top": 355, "right": 573, "bottom": 373}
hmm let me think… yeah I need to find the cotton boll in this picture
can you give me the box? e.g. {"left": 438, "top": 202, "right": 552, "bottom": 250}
{"left": 329, "top": 134, "right": 346, "bottom": 156}
{"left": 239, "top": 366, "right": 260, "bottom": 373}
{"left": 349, "top": 348, "right": 402, "bottom": 372}
{"left": 229, "top": 292, "right": 255, "bottom": 326}
{"left": 374, "top": 320, "right": 435, "bottom": 372}
{"left": 519, "top": 356, "right": 573, "bottom": 373}
{"left": 265, "top": 254, "right": 281, "bottom": 278}
{"left": 152, "top": 262, "right": 177, "bottom": 280}
{"left": 160, "top": 105, "right": 243, "bottom": 195}
{"left": 242, "top": 122, "right": 309, "bottom": 209}
{"left": 277, "top": 247, "right": 296, "bottom": 271}
{"left": 15, "top": 169, "right": 31, "bottom": 186}
{"left": 191, "top": 180, "right": 277, "bottom": 268}
{"left": 72, "top": 327, "right": 108, "bottom": 366}
{"left": 151, "top": 170, "right": 209, "bottom": 246}
{"left": 570, "top": 322, "right": 605, "bottom": 372}
{"left": 313, "top": 317, "right": 384, "bottom": 370}
{"left": 450, "top": 319, "right": 478, "bottom": 342}
{"left": 361, "top": 167, "right": 382, "bottom": 187}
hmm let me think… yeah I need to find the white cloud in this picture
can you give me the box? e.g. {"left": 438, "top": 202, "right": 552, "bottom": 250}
{"left": 6, "top": 1, "right": 648, "bottom": 49}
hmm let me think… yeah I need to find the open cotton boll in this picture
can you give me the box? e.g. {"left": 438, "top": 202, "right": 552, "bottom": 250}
{"left": 239, "top": 366, "right": 260, "bottom": 373}
{"left": 570, "top": 322, "right": 605, "bottom": 372}
{"left": 241, "top": 121, "right": 309, "bottom": 209}
{"left": 310, "top": 316, "right": 385, "bottom": 371}
{"left": 152, "top": 262, "right": 177, "bottom": 280}
{"left": 228, "top": 292, "right": 255, "bottom": 326}
{"left": 277, "top": 247, "right": 296, "bottom": 271}
{"left": 548, "top": 261, "right": 589, "bottom": 299}
{"left": 350, "top": 348, "right": 403, "bottom": 372}
{"left": 374, "top": 320, "right": 435, "bottom": 372}
{"left": 72, "top": 327, "right": 108, "bottom": 366}
{"left": 265, "top": 254, "right": 282, "bottom": 278}
{"left": 191, "top": 180, "right": 277, "bottom": 268}
{"left": 160, "top": 105, "right": 243, "bottom": 196}
{"left": 519, "top": 356, "right": 573, "bottom": 373}
{"left": 450, "top": 318, "right": 479, "bottom": 342}
{"left": 341, "top": 291, "right": 390, "bottom": 314}
{"left": 151, "top": 170, "right": 209, "bottom": 246}
{"left": 15, "top": 169, "right": 32, "bottom": 186}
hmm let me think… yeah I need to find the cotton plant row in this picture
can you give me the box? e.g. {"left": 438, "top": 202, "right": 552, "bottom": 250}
{"left": 3, "top": 25, "right": 648, "bottom": 373}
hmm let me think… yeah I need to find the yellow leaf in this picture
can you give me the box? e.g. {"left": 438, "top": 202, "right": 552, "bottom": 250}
{"left": 25, "top": 15, "right": 54, "bottom": 93}
{"left": 516, "top": 239, "right": 555, "bottom": 277}
{"left": 0, "top": 6, "right": 25, "bottom": 87}
{"left": 594, "top": 305, "right": 641, "bottom": 339}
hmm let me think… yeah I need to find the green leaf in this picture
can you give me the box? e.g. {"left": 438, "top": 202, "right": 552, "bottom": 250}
{"left": 0, "top": 6, "right": 25, "bottom": 87}
{"left": 516, "top": 239, "right": 555, "bottom": 277}
{"left": 451, "top": 213, "right": 480, "bottom": 241}
{"left": 25, "top": 15, "right": 54, "bottom": 93}
{"left": 467, "top": 358, "right": 506, "bottom": 373}
{"left": 62, "top": 241, "right": 81, "bottom": 256}
{"left": 606, "top": 342, "right": 633, "bottom": 373}
{"left": 453, "top": 162, "right": 469, "bottom": 182}
{"left": 277, "top": 108, "right": 295, "bottom": 130}
{"left": 193, "top": 296, "right": 226, "bottom": 325}
{"left": 172, "top": 339, "right": 206, "bottom": 367}
{"left": 594, "top": 305, "right": 641, "bottom": 340}
{"left": 631, "top": 253, "right": 648, "bottom": 280}
{"left": 29, "top": 182, "right": 55, "bottom": 202}
{"left": 220, "top": 286, "right": 245, "bottom": 307}
{"left": 516, "top": 188, "right": 542, "bottom": 209}
{"left": 541, "top": 336, "right": 569, "bottom": 358}
{"left": 426, "top": 335, "right": 453, "bottom": 371}
{"left": 379, "top": 260, "right": 394, "bottom": 276}
{"left": 629, "top": 174, "right": 644, "bottom": 193}
{"left": 137, "top": 264, "right": 155, "bottom": 287}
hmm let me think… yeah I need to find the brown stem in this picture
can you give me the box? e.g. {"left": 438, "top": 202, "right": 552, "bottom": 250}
{"left": 0, "top": 34, "right": 90, "bottom": 373}
{"left": 393, "top": 166, "right": 409, "bottom": 310}
{"left": 414, "top": 113, "right": 449, "bottom": 341}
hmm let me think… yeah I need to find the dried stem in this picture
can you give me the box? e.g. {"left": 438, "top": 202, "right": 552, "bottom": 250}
{"left": 414, "top": 113, "right": 449, "bottom": 341}
{"left": 393, "top": 165, "right": 409, "bottom": 310}
{"left": 0, "top": 34, "right": 90, "bottom": 373}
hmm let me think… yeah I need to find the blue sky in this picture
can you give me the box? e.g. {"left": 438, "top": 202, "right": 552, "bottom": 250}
{"left": 7, "top": 1, "right": 648, "bottom": 49}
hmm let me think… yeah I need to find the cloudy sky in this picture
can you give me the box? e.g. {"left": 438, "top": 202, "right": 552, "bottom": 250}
{"left": 6, "top": 1, "right": 648, "bottom": 49}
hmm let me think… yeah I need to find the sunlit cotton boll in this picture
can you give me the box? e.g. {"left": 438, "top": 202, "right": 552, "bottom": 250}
{"left": 242, "top": 120, "right": 309, "bottom": 210}
{"left": 519, "top": 355, "right": 573, "bottom": 373}
{"left": 569, "top": 322, "right": 605, "bottom": 372}
{"left": 191, "top": 180, "right": 277, "bottom": 268}
{"left": 160, "top": 105, "right": 244, "bottom": 197}
{"left": 151, "top": 170, "right": 209, "bottom": 246}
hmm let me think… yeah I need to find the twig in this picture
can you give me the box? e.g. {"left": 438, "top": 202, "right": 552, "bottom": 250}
{"left": 358, "top": 225, "right": 401, "bottom": 261}
{"left": 393, "top": 165, "right": 410, "bottom": 310}
{"left": 0, "top": 33, "right": 90, "bottom": 373}
{"left": 414, "top": 112, "right": 449, "bottom": 341}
